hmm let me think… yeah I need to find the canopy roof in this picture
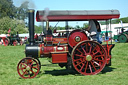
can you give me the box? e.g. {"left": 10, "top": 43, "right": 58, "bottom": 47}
{"left": 36, "top": 10, "right": 120, "bottom": 22}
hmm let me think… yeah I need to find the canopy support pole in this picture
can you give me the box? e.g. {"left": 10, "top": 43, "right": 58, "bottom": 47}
{"left": 65, "top": 21, "right": 69, "bottom": 37}
{"left": 110, "top": 19, "right": 112, "bottom": 44}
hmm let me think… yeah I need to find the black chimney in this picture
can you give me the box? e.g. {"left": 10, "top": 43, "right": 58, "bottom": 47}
{"left": 28, "top": 9, "right": 35, "bottom": 45}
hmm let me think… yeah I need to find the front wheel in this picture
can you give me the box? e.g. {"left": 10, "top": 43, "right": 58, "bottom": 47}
{"left": 17, "top": 57, "right": 40, "bottom": 79}
{"left": 71, "top": 40, "right": 107, "bottom": 75}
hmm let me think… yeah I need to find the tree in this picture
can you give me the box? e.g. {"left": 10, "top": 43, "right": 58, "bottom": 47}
{"left": 0, "top": 0, "right": 16, "bottom": 18}
{"left": 35, "top": 25, "right": 43, "bottom": 33}
{"left": 0, "top": 17, "right": 28, "bottom": 34}
{"left": 16, "top": 1, "right": 29, "bottom": 21}
{"left": 119, "top": 17, "right": 128, "bottom": 23}
{"left": 99, "top": 17, "right": 128, "bottom": 25}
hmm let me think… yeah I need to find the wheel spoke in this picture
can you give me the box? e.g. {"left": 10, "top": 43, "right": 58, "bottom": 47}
{"left": 85, "top": 43, "right": 89, "bottom": 52}
{"left": 93, "top": 60, "right": 100, "bottom": 66}
{"left": 76, "top": 49, "right": 83, "bottom": 54}
{"left": 94, "top": 55, "right": 104, "bottom": 58}
{"left": 84, "top": 61, "right": 88, "bottom": 72}
{"left": 93, "top": 59, "right": 103, "bottom": 62}
{"left": 19, "top": 67, "right": 26, "bottom": 70}
{"left": 30, "top": 70, "right": 36, "bottom": 75}
{"left": 32, "top": 66, "right": 38, "bottom": 70}
{"left": 76, "top": 60, "right": 85, "bottom": 66}
{"left": 22, "top": 70, "right": 27, "bottom": 76}
{"left": 74, "top": 59, "right": 82, "bottom": 62}
{"left": 80, "top": 63, "right": 85, "bottom": 71}
{"left": 89, "top": 64, "right": 92, "bottom": 73}
{"left": 89, "top": 45, "right": 92, "bottom": 53}
{"left": 90, "top": 61, "right": 97, "bottom": 71}
{"left": 92, "top": 51, "right": 101, "bottom": 56}
{"left": 75, "top": 54, "right": 84, "bottom": 58}
{"left": 30, "top": 61, "right": 34, "bottom": 67}
{"left": 81, "top": 47, "right": 87, "bottom": 55}
{"left": 21, "top": 63, "right": 27, "bottom": 67}
{"left": 92, "top": 45, "right": 99, "bottom": 53}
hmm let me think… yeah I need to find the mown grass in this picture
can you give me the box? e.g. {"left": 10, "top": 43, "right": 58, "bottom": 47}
{"left": 0, "top": 43, "right": 128, "bottom": 85}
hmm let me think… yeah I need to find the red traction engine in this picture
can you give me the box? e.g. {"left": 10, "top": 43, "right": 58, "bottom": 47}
{"left": 17, "top": 9, "right": 120, "bottom": 79}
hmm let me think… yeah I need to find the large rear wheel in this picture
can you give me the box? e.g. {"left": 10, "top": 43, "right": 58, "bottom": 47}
{"left": 71, "top": 40, "right": 107, "bottom": 75}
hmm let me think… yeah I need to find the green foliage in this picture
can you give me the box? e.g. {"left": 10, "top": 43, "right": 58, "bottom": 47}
{"left": 54, "top": 26, "right": 65, "bottom": 30}
{"left": 83, "top": 23, "right": 89, "bottom": 30}
{"left": 16, "top": 1, "right": 29, "bottom": 21}
{"left": 119, "top": 17, "right": 128, "bottom": 23}
{"left": 0, "top": 17, "right": 28, "bottom": 34}
{"left": 35, "top": 25, "right": 43, "bottom": 33}
{"left": 100, "top": 17, "right": 128, "bottom": 25}
{"left": 0, "top": 0, "right": 29, "bottom": 22}
{"left": 0, "top": 0, "right": 16, "bottom": 18}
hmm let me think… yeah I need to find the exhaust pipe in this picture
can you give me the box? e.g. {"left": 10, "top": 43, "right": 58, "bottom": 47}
{"left": 28, "top": 9, "right": 35, "bottom": 45}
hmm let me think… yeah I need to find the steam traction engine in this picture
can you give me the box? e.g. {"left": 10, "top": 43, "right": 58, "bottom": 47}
{"left": 0, "top": 33, "right": 22, "bottom": 46}
{"left": 17, "top": 10, "right": 120, "bottom": 79}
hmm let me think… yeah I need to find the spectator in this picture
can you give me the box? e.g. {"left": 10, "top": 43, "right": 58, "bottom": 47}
{"left": 86, "top": 20, "right": 97, "bottom": 41}
{"left": 93, "top": 20, "right": 102, "bottom": 44}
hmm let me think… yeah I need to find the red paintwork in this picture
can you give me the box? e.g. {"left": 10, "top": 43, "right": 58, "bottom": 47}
{"left": 40, "top": 44, "right": 68, "bottom": 55}
{"left": 2, "top": 37, "right": 9, "bottom": 46}
{"left": 53, "top": 38, "right": 68, "bottom": 44}
{"left": 44, "top": 36, "right": 53, "bottom": 42}
{"left": 68, "top": 29, "right": 88, "bottom": 48}
{"left": 52, "top": 53, "right": 67, "bottom": 63}
{"left": 102, "top": 44, "right": 115, "bottom": 65}
{"left": 44, "top": 36, "right": 68, "bottom": 44}
{"left": 17, "top": 57, "right": 40, "bottom": 79}
{"left": 72, "top": 40, "right": 107, "bottom": 75}
{"left": 36, "top": 15, "right": 120, "bottom": 21}
{"left": 13, "top": 40, "right": 17, "bottom": 46}
{"left": 39, "top": 43, "right": 68, "bottom": 63}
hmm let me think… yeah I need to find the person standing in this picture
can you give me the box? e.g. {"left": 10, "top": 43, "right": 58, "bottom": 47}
{"left": 93, "top": 20, "right": 102, "bottom": 44}
{"left": 86, "top": 20, "right": 97, "bottom": 41}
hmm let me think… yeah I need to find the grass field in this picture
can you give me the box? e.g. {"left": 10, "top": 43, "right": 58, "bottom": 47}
{"left": 0, "top": 43, "right": 128, "bottom": 85}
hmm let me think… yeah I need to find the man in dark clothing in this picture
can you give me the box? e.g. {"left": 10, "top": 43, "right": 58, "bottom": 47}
{"left": 93, "top": 20, "right": 102, "bottom": 44}
{"left": 86, "top": 20, "right": 97, "bottom": 41}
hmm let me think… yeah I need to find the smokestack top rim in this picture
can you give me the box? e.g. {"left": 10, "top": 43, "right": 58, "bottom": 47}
{"left": 28, "top": 9, "right": 35, "bottom": 13}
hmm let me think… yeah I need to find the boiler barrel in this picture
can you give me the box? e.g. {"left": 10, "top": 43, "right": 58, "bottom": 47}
{"left": 25, "top": 45, "right": 41, "bottom": 58}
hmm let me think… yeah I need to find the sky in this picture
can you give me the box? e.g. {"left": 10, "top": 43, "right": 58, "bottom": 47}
{"left": 13, "top": 0, "right": 128, "bottom": 27}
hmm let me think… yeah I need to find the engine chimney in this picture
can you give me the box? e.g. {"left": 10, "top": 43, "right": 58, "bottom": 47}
{"left": 28, "top": 9, "right": 35, "bottom": 45}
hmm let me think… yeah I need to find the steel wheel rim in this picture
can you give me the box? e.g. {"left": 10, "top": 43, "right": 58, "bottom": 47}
{"left": 71, "top": 40, "right": 107, "bottom": 75}
{"left": 17, "top": 57, "right": 40, "bottom": 79}
{"left": 35, "top": 58, "right": 41, "bottom": 71}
